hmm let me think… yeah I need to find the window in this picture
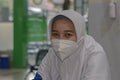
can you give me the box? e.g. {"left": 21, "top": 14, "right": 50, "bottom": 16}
{"left": 0, "top": 0, "right": 13, "bottom": 22}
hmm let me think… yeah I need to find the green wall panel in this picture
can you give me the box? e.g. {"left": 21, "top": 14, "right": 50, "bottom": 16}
{"left": 13, "top": 0, "right": 28, "bottom": 68}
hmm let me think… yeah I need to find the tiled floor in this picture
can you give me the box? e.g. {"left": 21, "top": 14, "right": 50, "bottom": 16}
{"left": 0, "top": 68, "right": 36, "bottom": 80}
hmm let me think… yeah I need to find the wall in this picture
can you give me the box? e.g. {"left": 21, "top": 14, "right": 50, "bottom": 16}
{"left": 0, "top": 23, "right": 13, "bottom": 51}
{"left": 89, "top": 0, "right": 120, "bottom": 80}
{"left": 74, "top": 0, "right": 82, "bottom": 13}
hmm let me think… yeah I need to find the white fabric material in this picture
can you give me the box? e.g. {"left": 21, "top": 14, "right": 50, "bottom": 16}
{"left": 51, "top": 39, "right": 78, "bottom": 61}
{"left": 38, "top": 10, "right": 111, "bottom": 80}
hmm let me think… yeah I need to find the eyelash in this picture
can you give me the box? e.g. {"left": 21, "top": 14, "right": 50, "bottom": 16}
{"left": 64, "top": 33, "right": 73, "bottom": 38}
{"left": 52, "top": 33, "right": 59, "bottom": 37}
{"left": 51, "top": 32, "right": 73, "bottom": 38}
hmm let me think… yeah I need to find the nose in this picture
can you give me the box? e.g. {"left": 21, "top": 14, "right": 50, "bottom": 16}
{"left": 59, "top": 34, "right": 65, "bottom": 40}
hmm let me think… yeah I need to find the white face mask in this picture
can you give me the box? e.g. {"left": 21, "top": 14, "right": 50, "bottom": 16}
{"left": 51, "top": 39, "right": 78, "bottom": 61}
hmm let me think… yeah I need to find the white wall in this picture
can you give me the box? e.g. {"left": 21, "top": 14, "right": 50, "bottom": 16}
{"left": 0, "top": 23, "right": 13, "bottom": 51}
{"left": 89, "top": 0, "right": 120, "bottom": 80}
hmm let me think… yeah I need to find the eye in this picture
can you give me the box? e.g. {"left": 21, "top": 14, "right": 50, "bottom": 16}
{"left": 64, "top": 33, "right": 73, "bottom": 38}
{"left": 51, "top": 32, "right": 59, "bottom": 38}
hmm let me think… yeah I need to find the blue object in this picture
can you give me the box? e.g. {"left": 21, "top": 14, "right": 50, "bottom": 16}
{"left": 33, "top": 72, "right": 42, "bottom": 80}
{"left": 0, "top": 55, "right": 10, "bottom": 69}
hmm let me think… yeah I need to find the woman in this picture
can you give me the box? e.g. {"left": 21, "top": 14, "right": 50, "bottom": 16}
{"left": 33, "top": 10, "right": 111, "bottom": 80}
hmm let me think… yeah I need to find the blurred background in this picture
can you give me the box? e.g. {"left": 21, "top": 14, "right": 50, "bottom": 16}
{"left": 0, "top": 0, "right": 120, "bottom": 80}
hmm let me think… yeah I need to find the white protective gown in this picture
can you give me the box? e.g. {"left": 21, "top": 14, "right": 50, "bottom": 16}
{"left": 37, "top": 10, "right": 111, "bottom": 80}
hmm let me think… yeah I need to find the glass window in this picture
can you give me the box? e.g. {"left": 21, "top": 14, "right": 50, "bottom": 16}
{"left": 0, "top": 0, "right": 13, "bottom": 22}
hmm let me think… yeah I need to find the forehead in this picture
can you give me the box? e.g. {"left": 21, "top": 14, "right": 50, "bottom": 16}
{"left": 53, "top": 18, "right": 73, "bottom": 25}
{"left": 51, "top": 15, "right": 75, "bottom": 28}
{"left": 52, "top": 18, "right": 75, "bottom": 31}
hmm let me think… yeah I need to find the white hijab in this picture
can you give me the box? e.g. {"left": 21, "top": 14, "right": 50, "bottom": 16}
{"left": 49, "top": 10, "right": 86, "bottom": 44}
{"left": 38, "top": 10, "right": 110, "bottom": 80}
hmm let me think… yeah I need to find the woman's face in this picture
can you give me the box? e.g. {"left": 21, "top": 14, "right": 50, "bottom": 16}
{"left": 51, "top": 18, "right": 77, "bottom": 42}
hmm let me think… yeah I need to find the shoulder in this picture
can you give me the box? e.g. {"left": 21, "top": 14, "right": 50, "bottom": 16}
{"left": 83, "top": 35, "right": 108, "bottom": 68}
{"left": 84, "top": 35, "right": 105, "bottom": 56}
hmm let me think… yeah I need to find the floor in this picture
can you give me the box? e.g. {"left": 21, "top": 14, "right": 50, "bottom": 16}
{"left": 0, "top": 68, "right": 37, "bottom": 80}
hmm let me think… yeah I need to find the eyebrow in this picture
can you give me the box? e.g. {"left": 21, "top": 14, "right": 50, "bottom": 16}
{"left": 51, "top": 30, "right": 58, "bottom": 32}
{"left": 64, "top": 30, "right": 75, "bottom": 33}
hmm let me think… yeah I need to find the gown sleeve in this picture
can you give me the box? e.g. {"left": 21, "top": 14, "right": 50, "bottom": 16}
{"left": 33, "top": 52, "right": 51, "bottom": 80}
